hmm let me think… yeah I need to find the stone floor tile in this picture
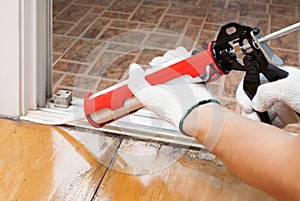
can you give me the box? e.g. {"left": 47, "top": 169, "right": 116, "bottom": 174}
{"left": 52, "top": 35, "right": 76, "bottom": 54}
{"left": 62, "top": 39, "right": 102, "bottom": 63}
{"left": 53, "top": 61, "right": 89, "bottom": 74}
{"left": 108, "top": 0, "right": 140, "bottom": 13}
{"left": 55, "top": 4, "right": 92, "bottom": 22}
{"left": 131, "top": 6, "right": 166, "bottom": 23}
{"left": 68, "top": 14, "right": 98, "bottom": 37}
{"left": 53, "top": 21, "right": 75, "bottom": 35}
{"left": 158, "top": 15, "right": 190, "bottom": 34}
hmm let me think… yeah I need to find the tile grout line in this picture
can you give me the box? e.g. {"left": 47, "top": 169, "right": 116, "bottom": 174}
{"left": 53, "top": 0, "right": 77, "bottom": 20}
{"left": 191, "top": 0, "right": 212, "bottom": 50}
{"left": 64, "top": 6, "right": 97, "bottom": 36}
{"left": 83, "top": 42, "right": 109, "bottom": 76}
{"left": 118, "top": 0, "right": 171, "bottom": 81}
{"left": 52, "top": 0, "right": 116, "bottom": 69}
{"left": 127, "top": 0, "right": 144, "bottom": 20}
{"left": 175, "top": 17, "right": 192, "bottom": 47}
{"left": 52, "top": 73, "right": 67, "bottom": 92}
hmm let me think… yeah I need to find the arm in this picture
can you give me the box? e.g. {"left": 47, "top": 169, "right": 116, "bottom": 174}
{"left": 183, "top": 102, "right": 300, "bottom": 201}
{"left": 128, "top": 60, "right": 300, "bottom": 200}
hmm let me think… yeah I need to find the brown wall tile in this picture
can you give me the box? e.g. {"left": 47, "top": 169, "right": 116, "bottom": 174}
{"left": 136, "top": 49, "right": 165, "bottom": 65}
{"left": 143, "top": 1, "right": 169, "bottom": 7}
{"left": 68, "top": 14, "right": 98, "bottom": 37}
{"left": 53, "top": 72, "right": 63, "bottom": 85}
{"left": 107, "top": 43, "right": 140, "bottom": 53}
{"left": 203, "top": 23, "right": 221, "bottom": 32}
{"left": 255, "top": 0, "right": 270, "bottom": 3}
{"left": 271, "top": 15, "right": 300, "bottom": 28}
{"left": 98, "top": 28, "right": 127, "bottom": 41}
{"left": 108, "top": 0, "right": 140, "bottom": 13}
{"left": 171, "top": 0, "right": 198, "bottom": 5}
{"left": 75, "top": 0, "right": 112, "bottom": 6}
{"left": 103, "top": 54, "right": 136, "bottom": 80}
{"left": 185, "top": 26, "right": 200, "bottom": 41}
{"left": 96, "top": 80, "right": 118, "bottom": 91}
{"left": 62, "top": 39, "right": 102, "bottom": 63}
{"left": 55, "top": 4, "right": 92, "bottom": 22}
{"left": 53, "top": 0, "right": 300, "bottom": 100}
{"left": 198, "top": 30, "right": 217, "bottom": 48}
{"left": 101, "top": 11, "right": 130, "bottom": 20}
{"left": 269, "top": 5, "right": 297, "bottom": 16}
{"left": 60, "top": 75, "right": 99, "bottom": 89}
{"left": 90, "top": 6, "right": 105, "bottom": 14}
{"left": 190, "top": 18, "right": 204, "bottom": 27}
{"left": 53, "top": 61, "right": 89, "bottom": 74}
{"left": 89, "top": 53, "right": 134, "bottom": 80}
{"left": 89, "top": 52, "right": 123, "bottom": 76}
{"left": 167, "top": 4, "right": 206, "bottom": 17}
{"left": 52, "top": 36, "right": 75, "bottom": 53}
{"left": 159, "top": 15, "right": 189, "bottom": 34}
{"left": 224, "top": 71, "right": 245, "bottom": 98}
{"left": 206, "top": 8, "right": 238, "bottom": 24}
{"left": 53, "top": 0, "right": 74, "bottom": 16}
{"left": 270, "top": 30, "right": 299, "bottom": 51}
{"left": 83, "top": 18, "right": 111, "bottom": 39}
{"left": 131, "top": 6, "right": 166, "bottom": 23}
{"left": 228, "top": 1, "right": 267, "bottom": 13}
{"left": 273, "top": 49, "right": 299, "bottom": 66}
{"left": 272, "top": 0, "right": 297, "bottom": 6}
{"left": 108, "top": 31, "right": 148, "bottom": 44}
{"left": 52, "top": 53, "right": 61, "bottom": 64}
{"left": 145, "top": 33, "right": 180, "bottom": 49}
{"left": 239, "top": 18, "right": 268, "bottom": 35}
{"left": 53, "top": 21, "right": 74, "bottom": 35}
{"left": 110, "top": 20, "right": 139, "bottom": 29}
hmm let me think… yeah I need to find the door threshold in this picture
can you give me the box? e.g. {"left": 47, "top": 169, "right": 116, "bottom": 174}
{"left": 21, "top": 98, "right": 205, "bottom": 149}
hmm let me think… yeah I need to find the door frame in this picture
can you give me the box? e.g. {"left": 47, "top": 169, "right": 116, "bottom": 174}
{"left": 0, "top": 0, "right": 51, "bottom": 117}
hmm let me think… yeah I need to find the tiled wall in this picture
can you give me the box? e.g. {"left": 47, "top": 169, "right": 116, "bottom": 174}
{"left": 52, "top": 0, "right": 300, "bottom": 111}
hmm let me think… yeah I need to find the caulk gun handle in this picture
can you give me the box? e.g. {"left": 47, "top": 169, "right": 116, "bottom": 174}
{"left": 243, "top": 62, "right": 289, "bottom": 125}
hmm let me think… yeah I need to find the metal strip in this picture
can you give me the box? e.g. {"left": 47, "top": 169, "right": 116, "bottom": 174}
{"left": 36, "top": 0, "right": 52, "bottom": 107}
{"left": 21, "top": 105, "right": 205, "bottom": 149}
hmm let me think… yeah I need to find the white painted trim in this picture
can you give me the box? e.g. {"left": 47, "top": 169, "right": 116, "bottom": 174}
{"left": 0, "top": 0, "right": 21, "bottom": 117}
{"left": 0, "top": 0, "right": 51, "bottom": 117}
{"left": 20, "top": 0, "right": 37, "bottom": 114}
{"left": 21, "top": 0, "right": 52, "bottom": 110}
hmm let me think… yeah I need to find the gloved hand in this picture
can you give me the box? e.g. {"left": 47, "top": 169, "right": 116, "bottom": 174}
{"left": 148, "top": 46, "right": 193, "bottom": 69}
{"left": 145, "top": 46, "right": 205, "bottom": 83}
{"left": 236, "top": 66, "right": 300, "bottom": 128}
{"left": 127, "top": 63, "right": 219, "bottom": 137}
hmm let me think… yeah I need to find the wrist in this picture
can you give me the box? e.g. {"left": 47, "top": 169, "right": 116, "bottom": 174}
{"left": 182, "top": 102, "right": 222, "bottom": 143}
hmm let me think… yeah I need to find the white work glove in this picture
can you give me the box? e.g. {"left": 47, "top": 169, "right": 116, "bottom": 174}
{"left": 148, "top": 46, "right": 193, "bottom": 69}
{"left": 128, "top": 63, "right": 219, "bottom": 137}
{"left": 236, "top": 66, "right": 300, "bottom": 128}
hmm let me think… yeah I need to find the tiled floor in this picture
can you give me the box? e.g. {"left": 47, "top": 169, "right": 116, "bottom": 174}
{"left": 52, "top": 0, "right": 300, "bottom": 112}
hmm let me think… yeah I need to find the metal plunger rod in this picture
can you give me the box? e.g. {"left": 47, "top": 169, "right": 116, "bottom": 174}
{"left": 260, "top": 22, "right": 300, "bottom": 43}
{"left": 242, "top": 22, "right": 300, "bottom": 50}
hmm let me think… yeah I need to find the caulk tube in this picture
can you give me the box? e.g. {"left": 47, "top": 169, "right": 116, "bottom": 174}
{"left": 84, "top": 41, "right": 226, "bottom": 128}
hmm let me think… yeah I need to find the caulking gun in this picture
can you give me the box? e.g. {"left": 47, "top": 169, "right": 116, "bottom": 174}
{"left": 84, "top": 22, "right": 300, "bottom": 128}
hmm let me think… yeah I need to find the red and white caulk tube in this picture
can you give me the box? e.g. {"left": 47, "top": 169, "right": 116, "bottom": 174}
{"left": 84, "top": 41, "right": 227, "bottom": 127}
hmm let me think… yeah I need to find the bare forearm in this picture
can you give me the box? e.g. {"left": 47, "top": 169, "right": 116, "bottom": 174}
{"left": 183, "top": 103, "right": 300, "bottom": 200}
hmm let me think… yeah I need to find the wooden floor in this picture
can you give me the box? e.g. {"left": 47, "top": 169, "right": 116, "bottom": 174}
{"left": 0, "top": 118, "right": 275, "bottom": 201}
